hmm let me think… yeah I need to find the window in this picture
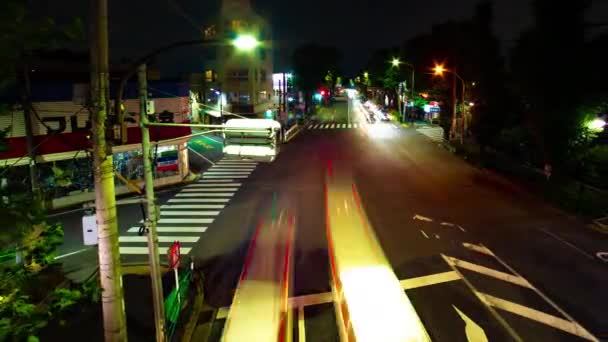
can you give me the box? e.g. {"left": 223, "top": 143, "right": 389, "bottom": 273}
{"left": 228, "top": 69, "right": 249, "bottom": 80}
{"left": 205, "top": 69, "right": 214, "bottom": 82}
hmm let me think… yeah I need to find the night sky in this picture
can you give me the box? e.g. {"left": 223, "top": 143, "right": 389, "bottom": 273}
{"left": 34, "top": 0, "right": 608, "bottom": 76}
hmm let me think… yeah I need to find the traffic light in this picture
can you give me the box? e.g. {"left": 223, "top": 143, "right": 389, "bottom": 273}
{"left": 265, "top": 109, "right": 273, "bottom": 118}
{"left": 320, "top": 90, "right": 326, "bottom": 96}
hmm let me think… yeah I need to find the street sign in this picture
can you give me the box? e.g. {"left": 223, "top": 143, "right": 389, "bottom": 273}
{"left": 168, "top": 241, "right": 181, "bottom": 269}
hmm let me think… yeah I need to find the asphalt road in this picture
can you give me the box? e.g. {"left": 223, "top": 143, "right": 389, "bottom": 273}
{"left": 56, "top": 98, "right": 608, "bottom": 341}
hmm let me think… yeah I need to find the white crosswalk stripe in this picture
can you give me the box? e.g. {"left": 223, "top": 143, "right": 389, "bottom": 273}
{"left": 160, "top": 204, "right": 225, "bottom": 209}
{"left": 306, "top": 122, "right": 364, "bottom": 130}
{"left": 203, "top": 174, "right": 249, "bottom": 178}
{"left": 157, "top": 217, "right": 214, "bottom": 224}
{"left": 119, "top": 246, "right": 192, "bottom": 255}
{"left": 161, "top": 210, "right": 220, "bottom": 216}
{"left": 175, "top": 192, "right": 234, "bottom": 197}
{"left": 119, "top": 157, "right": 256, "bottom": 256}
{"left": 186, "top": 182, "right": 241, "bottom": 187}
{"left": 127, "top": 226, "right": 208, "bottom": 233}
{"left": 168, "top": 198, "right": 230, "bottom": 203}
{"left": 416, "top": 127, "right": 445, "bottom": 143}
{"left": 198, "top": 179, "right": 241, "bottom": 183}
{"left": 180, "top": 188, "right": 238, "bottom": 192}
{"left": 119, "top": 236, "right": 200, "bottom": 243}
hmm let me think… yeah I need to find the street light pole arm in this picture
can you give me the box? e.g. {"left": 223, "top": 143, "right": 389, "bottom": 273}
{"left": 113, "top": 39, "right": 219, "bottom": 123}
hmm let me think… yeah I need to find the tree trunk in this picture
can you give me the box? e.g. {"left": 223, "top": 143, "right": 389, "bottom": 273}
{"left": 91, "top": 0, "right": 128, "bottom": 340}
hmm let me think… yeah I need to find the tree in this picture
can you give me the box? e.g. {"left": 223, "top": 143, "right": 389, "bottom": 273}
{"left": 292, "top": 44, "right": 342, "bottom": 112}
{"left": 511, "top": 0, "right": 592, "bottom": 169}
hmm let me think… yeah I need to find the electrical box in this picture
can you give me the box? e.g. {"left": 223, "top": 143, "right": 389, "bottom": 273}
{"left": 147, "top": 100, "right": 155, "bottom": 114}
{"left": 82, "top": 214, "right": 98, "bottom": 246}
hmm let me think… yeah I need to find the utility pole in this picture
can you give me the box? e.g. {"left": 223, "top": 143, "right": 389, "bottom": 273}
{"left": 91, "top": 0, "right": 128, "bottom": 341}
{"left": 450, "top": 71, "right": 457, "bottom": 141}
{"left": 138, "top": 64, "right": 167, "bottom": 342}
{"left": 19, "top": 63, "right": 40, "bottom": 197}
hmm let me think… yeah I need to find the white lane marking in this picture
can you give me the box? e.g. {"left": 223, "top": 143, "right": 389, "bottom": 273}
{"left": 168, "top": 198, "right": 230, "bottom": 203}
{"left": 120, "top": 246, "right": 192, "bottom": 255}
{"left": 181, "top": 188, "right": 238, "bottom": 192}
{"left": 202, "top": 175, "right": 249, "bottom": 179}
{"left": 161, "top": 210, "right": 220, "bottom": 216}
{"left": 176, "top": 193, "right": 234, "bottom": 197}
{"left": 453, "top": 305, "right": 489, "bottom": 342}
{"left": 420, "top": 230, "right": 429, "bottom": 239}
{"left": 441, "top": 254, "right": 524, "bottom": 342}
{"left": 538, "top": 228, "right": 596, "bottom": 261}
{"left": 444, "top": 256, "right": 533, "bottom": 288}
{"left": 597, "top": 252, "right": 608, "bottom": 263}
{"left": 353, "top": 123, "right": 359, "bottom": 128}
{"left": 441, "top": 222, "right": 455, "bottom": 227}
{"left": 298, "top": 306, "right": 306, "bottom": 342}
{"left": 477, "top": 292, "right": 599, "bottom": 341}
{"left": 463, "top": 242, "right": 494, "bottom": 256}
{"left": 479, "top": 244, "right": 599, "bottom": 339}
{"left": 435, "top": 234, "right": 440, "bottom": 239}
{"left": 330, "top": 123, "right": 336, "bottom": 129}
{"left": 413, "top": 214, "right": 433, "bottom": 222}
{"left": 161, "top": 204, "right": 225, "bottom": 209}
{"left": 400, "top": 271, "right": 461, "bottom": 290}
{"left": 55, "top": 248, "right": 91, "bottom": 260}
{"left": 458, "top": 225, "right": 467, "bottom": 232}
{"left": 348, "top": 123, "right": 352, "bottom": 128}
{"left": 157, "top": 218, "right": 214, "bottom": 224}
{"left": 341, "top": 123, "right": 346, "bottom": 128}
{"left": 119, "top": 236, "right": 200, "bottom": 243}
{"left": 127, "top": 226, "right": 207, "bottom": 233}
{"left": 186, "top": 183, "right": 241, "bottom": 187}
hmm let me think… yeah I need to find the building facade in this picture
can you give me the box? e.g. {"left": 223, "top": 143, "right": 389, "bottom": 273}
{"left": 201, "top": 0, "right": 273, "bottom": 119}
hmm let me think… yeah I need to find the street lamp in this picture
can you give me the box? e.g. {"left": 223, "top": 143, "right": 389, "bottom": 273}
{"left": 433, "top": 63, "right": 466, "bottom": 143}
{"left": 232, "top": 34, "right": 260, "bottom": 51}
{"left": 391, "top": 57, "right": 415, "bottom": 122}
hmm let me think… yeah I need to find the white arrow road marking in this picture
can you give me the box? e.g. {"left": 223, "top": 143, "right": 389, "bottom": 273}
{"left": 596, "top": 252, "right": 608, "bottom": 263}
{"left": 462, "top": 242, "right": 494, "bottom": 256}
{"left": 413, "top": 214, "right": 433, "bottom": 222}
{"left": 453, "top": 305, "right": 489, "bottom": 342}
{"left": 476, "top": 293, "right": 599, "bottom": 341}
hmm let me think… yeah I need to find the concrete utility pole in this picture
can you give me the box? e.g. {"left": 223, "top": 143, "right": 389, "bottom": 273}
{"left": 137, "top": 64, "right": 167, "bottom": 342}
{"left": 91, "top": 0, "right": 128, "bottom": 340}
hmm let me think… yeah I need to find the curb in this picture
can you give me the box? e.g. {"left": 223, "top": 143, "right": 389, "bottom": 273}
{"left": 180, "top": 272, "right": 205, "bottom": 342}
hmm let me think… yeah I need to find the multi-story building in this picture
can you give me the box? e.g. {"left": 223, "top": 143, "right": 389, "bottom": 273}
{"left": 201, "top": 0, "right": 273, "bottom": 119}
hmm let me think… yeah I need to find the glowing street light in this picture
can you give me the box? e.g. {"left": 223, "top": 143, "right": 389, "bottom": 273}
{"left": 391, "top": 58, "right": 401, "bottom": 67}
{"left": 363, "top": 72, "right": 369, "bottom": 78}
{"left": 588, "top": 118, "right": 606, "bottom": 131}
{"left": 433, "top": 64, "right": 446, "bottom": 76}
{"left": 232, "top": 34, "right": 259, "bottom": 51}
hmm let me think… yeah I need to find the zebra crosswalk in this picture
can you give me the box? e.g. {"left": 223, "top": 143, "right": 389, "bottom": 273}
{"left": 416, "top": 126, "right": 445, "bottom": 143}
{"left": 305, "top": 122, "right": 362, "bottom": 130}
{"left": 118, "top": 158, "right": 257, "bottom": 258}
